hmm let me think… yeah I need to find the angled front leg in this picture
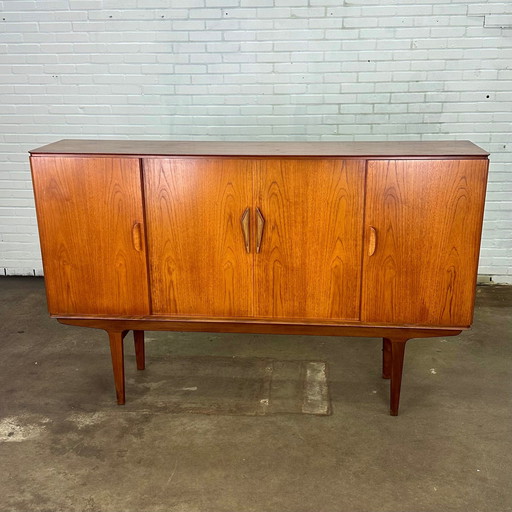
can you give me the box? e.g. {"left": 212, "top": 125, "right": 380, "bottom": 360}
{"left": 107, "top": 330, "right": 125, "bottom": 405}
{"left": 133, "top": 330, "right": 145, "bottom": 370}
{"left": 389, "top": 337, "right": 409, "bottom": 416}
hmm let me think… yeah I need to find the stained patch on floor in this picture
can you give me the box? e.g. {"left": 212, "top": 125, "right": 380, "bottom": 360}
{"left": 0, "top": 414, "right": 50, "bottom": 442}
{"left": 124, "top": 356, "right": 331, "bottom": 416}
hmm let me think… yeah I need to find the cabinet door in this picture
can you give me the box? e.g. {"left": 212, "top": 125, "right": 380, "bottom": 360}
{"left": 362, "top": 159, "right": 488, "bottom": 327}
{"left": 254, "top": 159, "right": 365, "bottom": 321}
{"left": 31, "top": 156, "right": 150, "bottom": 316}
{"left": 144, "top": 158, "right": 254, "bottom": 317}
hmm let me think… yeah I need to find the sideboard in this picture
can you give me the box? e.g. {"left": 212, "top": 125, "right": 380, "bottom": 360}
{"left": 29, "top": 140, "right": 489, "bottom": 415}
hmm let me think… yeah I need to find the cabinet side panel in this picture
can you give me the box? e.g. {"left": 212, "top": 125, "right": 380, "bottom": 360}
{"left": 144, "top": 158, "right": 254, "bottom": 317}
{"left": 255, "top": 159, "right": 365, "bottom": 321}
{"left": 30, "top": 156, "right": 150, "bottom": 316}
{"left": 362, "top": 159, "right": 488, "bottom": 327}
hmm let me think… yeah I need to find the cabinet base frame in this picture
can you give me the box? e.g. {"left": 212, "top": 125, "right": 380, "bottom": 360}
{"left": 57, "top": 317, "right": 462, "bottom": 416}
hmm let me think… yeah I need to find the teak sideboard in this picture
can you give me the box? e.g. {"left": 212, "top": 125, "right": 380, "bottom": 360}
{"left": 29, "top": 140, "right": 489, "bottom": 415}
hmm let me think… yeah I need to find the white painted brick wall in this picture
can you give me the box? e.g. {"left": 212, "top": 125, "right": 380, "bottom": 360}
{"left": 0, "top": 0, "right": 511, "bottom": 282}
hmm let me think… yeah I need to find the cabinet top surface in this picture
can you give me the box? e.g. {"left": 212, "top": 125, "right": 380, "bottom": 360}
{"left": 29, "top": 139, "right": 489, "bottom": 157}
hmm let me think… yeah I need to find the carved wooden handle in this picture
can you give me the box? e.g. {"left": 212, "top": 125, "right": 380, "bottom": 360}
{"left": 240, "top": 207, "right": 250, "bottom": 253}
{"left": 256, "top": 207, "right": 265, "bottom": 254}
{"left": 132, "top": 222, "right": 142, "bottom": 252}
{"left": 368, "top": 226, "right": 377, "bottom": 256}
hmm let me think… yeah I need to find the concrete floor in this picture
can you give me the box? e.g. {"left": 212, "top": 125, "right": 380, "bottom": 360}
{"left": 1, "top": 277, "right": 511, "bottom": 512}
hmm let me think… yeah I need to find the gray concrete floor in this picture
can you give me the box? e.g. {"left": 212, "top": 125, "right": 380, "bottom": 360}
{"left": 1, "top": 277, "right": 511, "bottom": 512}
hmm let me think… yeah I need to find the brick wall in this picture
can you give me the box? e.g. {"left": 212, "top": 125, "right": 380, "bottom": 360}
{"left": 1, "top": 0, "right": 511, "bottom": 282}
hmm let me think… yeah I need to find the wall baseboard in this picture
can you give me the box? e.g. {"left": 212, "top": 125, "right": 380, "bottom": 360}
{"left": 1, "top": 268, "right": 44, "bottom": 277}
{"left": 477, "top": 274, "right": 512, "bottom": 285}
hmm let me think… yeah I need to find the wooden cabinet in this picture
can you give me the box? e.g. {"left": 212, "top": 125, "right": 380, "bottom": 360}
{"left": 29, "top": 140, "right": 489, "bottom": 415}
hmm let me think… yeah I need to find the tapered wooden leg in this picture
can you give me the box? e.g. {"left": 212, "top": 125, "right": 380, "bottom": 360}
{"left": 134, "top": 330, "right": 145, "bottom": 370}
{"left": 382, "top": 338, "right": 391, "bottom": 379}
{"left": 107, "top": 330, "right": 125, "bottom": 405}
{"left": 389, "top": 338, "right": 409, "bottom": 416}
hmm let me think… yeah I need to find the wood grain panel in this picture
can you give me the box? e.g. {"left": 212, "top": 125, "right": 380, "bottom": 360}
{"left": 362, "top": 159, "right": 488, "bottom": 327}
{"left": 144, "top": 158, "right": 253, "bottom": 317}
{"left": 30, "top": 156, "right": 150, "bottom": 316}
{"left": 29, "top": 139, "right": 489, "bottom": 158}
{"left": 254, "top": 159, "right": 365, "bottom": 320}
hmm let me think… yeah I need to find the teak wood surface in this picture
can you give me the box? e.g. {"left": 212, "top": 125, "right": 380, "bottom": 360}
{"left": 144, "top": 158, "right": 254, "bottom": 317}
{"left": 254, "top": 158, "right": 364, "bottom": 320}
{"left": 30, "top": 156, "right": 150, "bottom": 316}
{"left": 362, "top": 159, "right": 488, "bottom": 326}
{"left": 29, "top": 140, "right": 489, "bottom": 415}
{"left": 30, "top": 139, "right": 489, "bottom": 158}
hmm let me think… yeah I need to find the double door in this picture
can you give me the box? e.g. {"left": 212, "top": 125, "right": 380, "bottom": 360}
{"left": 144, "top": 158, "right": 365, "bottom": 321}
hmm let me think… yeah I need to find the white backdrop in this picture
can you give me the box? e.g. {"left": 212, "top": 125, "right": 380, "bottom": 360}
{"left": 0, "top": 0, "right": 510, "bottom": 282}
